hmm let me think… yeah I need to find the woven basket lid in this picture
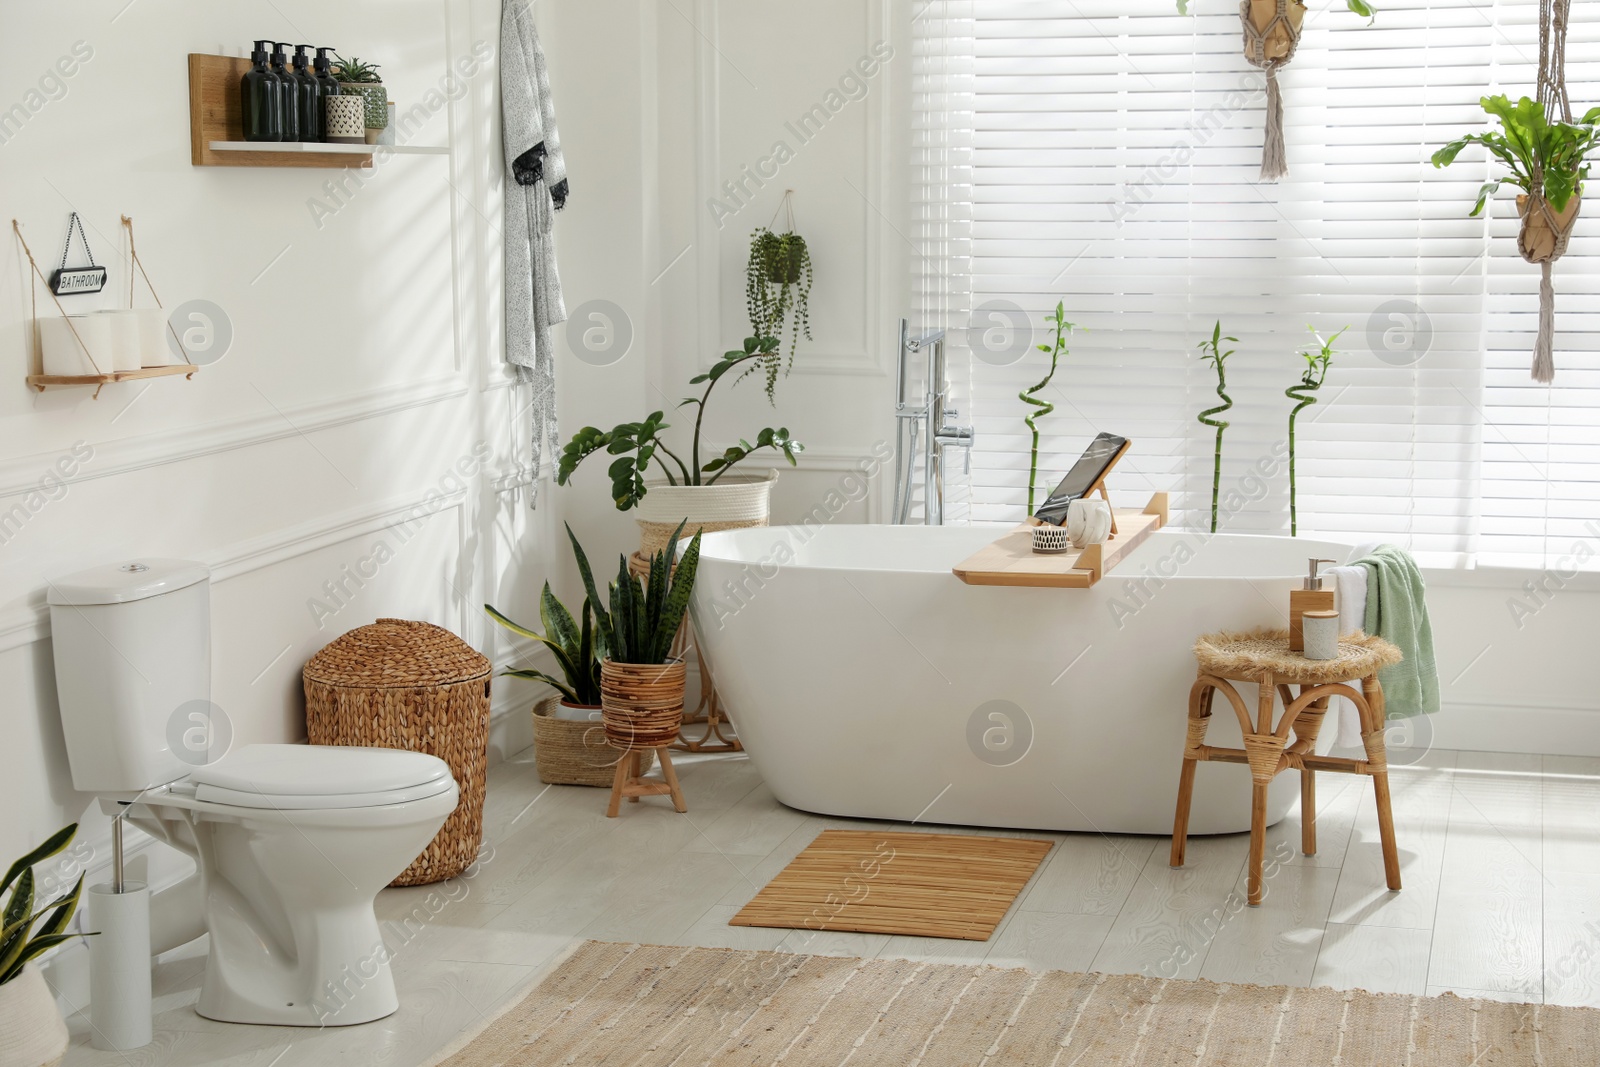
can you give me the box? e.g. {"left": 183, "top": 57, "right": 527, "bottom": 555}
{"left": 303, "top": 618, "right": 490, "bottom": 689}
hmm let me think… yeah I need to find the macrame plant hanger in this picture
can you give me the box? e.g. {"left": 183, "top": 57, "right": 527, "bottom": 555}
{"left": 1241, "top": 0, "right": 1307, "bottom": 181}
{"left": 1524, "top": 0, "right": 1576, "bottom": 383}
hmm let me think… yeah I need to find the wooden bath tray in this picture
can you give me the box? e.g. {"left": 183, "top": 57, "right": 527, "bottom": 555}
{"left": 952, "top": 493, "right": 1167, "bottom": 589}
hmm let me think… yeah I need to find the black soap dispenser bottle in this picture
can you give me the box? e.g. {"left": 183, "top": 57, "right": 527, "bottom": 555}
{"left": 291, "top": 45, "right": 321, "bottom": 141}
{"left": 269, "top": 42, "right": 301, "bottom": 142}
{"left": 240, "top": 40, "right": 283, "bottom": 141}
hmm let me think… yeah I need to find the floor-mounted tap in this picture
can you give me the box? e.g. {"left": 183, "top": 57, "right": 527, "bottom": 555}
{"left": 894, "top": 318, "right": 974, "bottom": 525}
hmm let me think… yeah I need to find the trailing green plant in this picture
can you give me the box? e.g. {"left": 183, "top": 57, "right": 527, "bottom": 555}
{"left": 485, "top": 588, "right": 604, "bottom": 706}
{"left": 1021, "top": 301, "right": 1078, "bottom": 512}
{"left": 557, "top": 336, "right": 804, "bottom": 511}
{"left": 1, "top": 823, "right": 92, "bottom": 986}
{"left": 1195, "top": 321, "right": 1236, "bottom": 534}
{"left": 744, "top": 228, "right": 814, "bottom": 401}
{"left": 1176, "top": 0, "right": 1373, "bottom": 15}
{"left": 1432, "top": 95, "right": 1600, "bottom": 217}
{"left": 1285, "top": 325, "right": 1345, "bottom": 537}
{"left": 331, "top": 55, "right": 382, "bottom": 83}
{"left": 566, "top": 521, "right": 703, "bottom": 666}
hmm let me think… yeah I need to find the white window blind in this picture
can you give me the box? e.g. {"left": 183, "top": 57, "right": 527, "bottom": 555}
{"left": 912, "top": 0, "right": 1600, "bottom": 567}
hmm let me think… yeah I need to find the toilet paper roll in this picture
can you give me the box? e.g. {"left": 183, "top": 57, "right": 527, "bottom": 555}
{"left": 88, "top": 882, "right": 153, "bottom": 1051}
{"left": 133, "top": 309, "right": 180, "bottom": 367}
{"left": 39, "top": 315, "right": 111, "bottom": 377}
{"left": 95, "top": 310, "right": 143, "bottom": 372}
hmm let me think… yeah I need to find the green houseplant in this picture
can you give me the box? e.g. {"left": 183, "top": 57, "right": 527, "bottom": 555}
{"left": 331, "top": 54, "right": 388, "bottom": 138}
{"left": 745, "top": 228, "right": 813, "bottom": 401}
{"left": 0, "top": 824, "right": 91, "bottom": 1067}
{"left": 558, "top": 337, "right": 803, "bottom": 556}
{"left": 486, "top": 589, "right": 602, "bottom": 712}
{"left": 1021, "top": 302, "right": 1077, "bottom": 512}
{"left": 1195, "top": 321, "right": 1236, "bottom": 534}
{"left": 1285, "top": 325, "right": 1345, "bottom": 537}
{"left": 1432, "top": 95, "right": 1600, "bottom": 381}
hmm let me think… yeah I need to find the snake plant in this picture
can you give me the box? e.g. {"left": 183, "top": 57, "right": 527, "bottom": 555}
{"left": 567, "top": 521, "right": 704, "bottom": 666}
{"left": 1022, "top": 302, "right": 1077, "bottom": 512}
{"left": 1195, "top": 321, "right": 1236, "bottom": 534}
{"left": 1286, "top": 325, "right": 1345, "bottom": 537}
{"left": 485, "top": 586, "right": 604, "bottom": 706}
{"left": 558, "top": 336, "right": 803, "bottom": 511}
{"left": 1, "top": 823, "right": 92, "bottom": 986}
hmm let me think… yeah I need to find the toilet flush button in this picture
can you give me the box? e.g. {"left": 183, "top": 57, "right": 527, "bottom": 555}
{"left": 120, "top": 563, "right": 150, "bottom": 573}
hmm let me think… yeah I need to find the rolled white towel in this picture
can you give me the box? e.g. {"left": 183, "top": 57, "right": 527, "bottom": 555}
{"left": 1326, "top": 563, "right": 1369, "bottom": 748}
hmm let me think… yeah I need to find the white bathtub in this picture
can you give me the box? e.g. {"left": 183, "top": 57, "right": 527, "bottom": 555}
{"left": 690, "top": 524, "right": 1355, "bottom": 836}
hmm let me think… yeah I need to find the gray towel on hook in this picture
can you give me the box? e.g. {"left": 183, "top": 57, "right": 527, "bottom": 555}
{"left": 502, "top": 0, "right": 568, "bottom": 506}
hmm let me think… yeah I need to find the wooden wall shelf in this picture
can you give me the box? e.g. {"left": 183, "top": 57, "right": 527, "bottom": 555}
{"left": 952, "top": 493, "right": 1169, "bottom": 589}
{"left": 28, "top": 365, "right": 197, "bottom": 399}
{"left": 187, "top": 54, "right": 445, "bottom": 168}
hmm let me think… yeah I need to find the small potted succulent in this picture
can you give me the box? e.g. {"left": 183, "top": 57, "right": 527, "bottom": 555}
{"left": 486, "top": 587, "right": 652, "bottom": 787}
{"left": 0, "top": 824, "right": 91, "bottom": 1067}
{"left": 331, "top": 55, "right": 387, "bottom": 144}
{"left": 558, "top": 336, "right": 803, "bottom": 556}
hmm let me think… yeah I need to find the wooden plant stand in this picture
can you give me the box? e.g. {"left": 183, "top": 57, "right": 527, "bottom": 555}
{"left": 1171, "top": 630, "right": 1405, "bottom": 906}
{"left": 607, "top": 747, "right": 686, "bottom": 817}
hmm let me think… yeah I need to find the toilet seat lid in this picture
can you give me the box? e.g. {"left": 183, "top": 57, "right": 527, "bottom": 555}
{"left": 188, "top": 744, "right": 453, "bottom": 799}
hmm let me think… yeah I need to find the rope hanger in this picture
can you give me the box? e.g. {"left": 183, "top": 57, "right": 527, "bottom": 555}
{"left": 1525, "top": 0, "right": 1575, "bottom": 383}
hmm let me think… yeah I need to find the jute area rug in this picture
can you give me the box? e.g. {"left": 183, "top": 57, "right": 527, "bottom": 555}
{"left": 427, "top": 941, "right": 1599, "bottom": 1066}
{"left": 729, "top": 829, "right": 1053, "bottom": 940}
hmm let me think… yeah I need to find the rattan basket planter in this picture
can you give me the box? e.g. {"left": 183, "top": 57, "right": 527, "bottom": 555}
{"left": 600, "top": 660, "right": 686, "bottom": 750}
{"left": 303, "top": 618, "right": 490, "bottom": 887}
{"left": 634, "top": 470, "right": 777, "bottom": 557}
{"left": 531, "top": 695, "right": 650, "bottom": 786}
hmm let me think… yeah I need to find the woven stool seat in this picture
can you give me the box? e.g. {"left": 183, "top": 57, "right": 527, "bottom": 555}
{"left": 1194, "top": 627, "right": 1401, "bottom": 685}
{"left": 1172, "top": 626, "right": 1406, "bottom": 906}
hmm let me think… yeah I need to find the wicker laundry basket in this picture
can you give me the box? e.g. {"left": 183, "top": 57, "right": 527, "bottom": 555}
{"left": 303, "top": 618, "right": 490, "bottom": 886}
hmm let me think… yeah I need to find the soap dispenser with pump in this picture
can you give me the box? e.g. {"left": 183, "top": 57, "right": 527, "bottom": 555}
{"left": 1289, "top": 558, "right": 1338, "bottom": 652}
{"left": 269, "top": 42, "right": 302, "bottom": 142}
{"left": 240, "top": 40, "right": 283, "bottom": 141}
{"left": 291, "top": 45, "right": 322, "bottom": 141}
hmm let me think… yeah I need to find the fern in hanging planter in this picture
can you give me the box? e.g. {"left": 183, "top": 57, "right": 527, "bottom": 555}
{"left": 744, "top": 227, "right": 813, "bottom": 402}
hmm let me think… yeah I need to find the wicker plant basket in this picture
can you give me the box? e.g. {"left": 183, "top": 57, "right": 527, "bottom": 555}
{"left": 601, "top": 660, "right": 686, "bottom": 750}
{"left": 303, "top": 618, "right": 490, "bottom": 887}
{"left": 531, "top": 695, "right": 651, "bottom": 786}
{"left": 634, "top": 470, "right": 777, "bottom": 557}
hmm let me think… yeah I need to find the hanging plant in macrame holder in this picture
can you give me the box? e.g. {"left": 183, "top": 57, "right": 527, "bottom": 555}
{"left": 1431, "top": 0, "right": 1596, "bottom": 382}
{"left": 1240, "top": 0, "right": 1307, "bottom": 181}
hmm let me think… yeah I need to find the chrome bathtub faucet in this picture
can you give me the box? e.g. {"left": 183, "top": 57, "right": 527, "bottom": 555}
{"left": 894, "top": 318, "right": 974, "bottom": 525}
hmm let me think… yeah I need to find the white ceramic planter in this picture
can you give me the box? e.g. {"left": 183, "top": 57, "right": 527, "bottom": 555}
{"left": 635, "top": 470, "right": 778, "bottom": 556}
{"left": 0, "top": 965, "right": 69, "bottom": 1067}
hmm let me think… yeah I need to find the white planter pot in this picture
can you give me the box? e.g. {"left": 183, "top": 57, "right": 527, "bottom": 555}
{"left": 0, "top": 965, "right": 69, "bottom": 1067}
{"left": 634, "top": 470, "right": 778, "bottom": 556}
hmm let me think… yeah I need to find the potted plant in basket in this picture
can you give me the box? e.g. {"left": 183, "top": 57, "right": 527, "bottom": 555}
{"left": 558, "top": 336, "right": 804, "bottom": 555}
{"left": 567, "top": 521, "right": 703, "bottom": 813}
{"left": 486, "top": 585, "right": 654, "bottom": 787}
{"left": 1432, "top": 95, "right": 1600, "bottom": 381}
{"left": 744, "top": 215, "right": 813, "bottom": 403}
{"left": 331, "top": 55, "right": 387, "bottom": 144}
{"left": 0, "top": 824, "right": 91, "bottom": 1067}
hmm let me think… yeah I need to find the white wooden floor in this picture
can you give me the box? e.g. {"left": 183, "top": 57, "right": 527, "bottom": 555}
{"left": 60, "top": 744, "right": 1600, "bottom": 1066}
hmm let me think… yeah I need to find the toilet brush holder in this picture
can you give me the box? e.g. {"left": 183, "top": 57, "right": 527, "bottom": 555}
{"left": 87, "top": 881, "right": 151, "bottom": 1050}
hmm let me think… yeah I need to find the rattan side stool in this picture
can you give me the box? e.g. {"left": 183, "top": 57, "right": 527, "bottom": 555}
{"left": 1171, "top": 628, "right": 1405, "bottom": 906}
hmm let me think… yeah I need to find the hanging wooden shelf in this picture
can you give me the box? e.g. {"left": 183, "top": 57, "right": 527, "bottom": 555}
{"left": 952, "top": 493, "right": 1168, "bottom": 589}
{"left": 188, "top": 54, "right": 446, "bottom": 168}
{"left": 28, "top": 364, "right": 198, "bottom": 396}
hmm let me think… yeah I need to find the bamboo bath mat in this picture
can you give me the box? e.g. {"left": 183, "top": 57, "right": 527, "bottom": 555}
{"left": 427, "top": 941, "right": 1600, "bottom": 1067}
{"left": 728, "top": 829, "right": 1052, "bottom": 940}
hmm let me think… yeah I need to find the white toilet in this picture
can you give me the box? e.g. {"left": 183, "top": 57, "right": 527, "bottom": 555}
{"left": 48, "top": 559, "right": 460, "bottom": 1027}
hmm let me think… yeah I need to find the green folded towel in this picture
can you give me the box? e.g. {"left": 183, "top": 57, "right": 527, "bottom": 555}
{"left": 1357, "top": 545, "right": 1440, "bottom": 718}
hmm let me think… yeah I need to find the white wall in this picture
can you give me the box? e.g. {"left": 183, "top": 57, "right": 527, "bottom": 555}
{"left": 0, "top": 0, "right": 584, "bottom": 915}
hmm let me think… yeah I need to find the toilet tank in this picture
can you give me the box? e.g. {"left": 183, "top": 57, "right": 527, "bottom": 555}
{"left": 48, "top": 559, "right": 212, "bottom": 794}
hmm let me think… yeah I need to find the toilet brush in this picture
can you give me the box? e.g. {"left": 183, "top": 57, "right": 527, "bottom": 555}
{"left": 88, "top": 813, "right": 152, "bottom": 1051}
